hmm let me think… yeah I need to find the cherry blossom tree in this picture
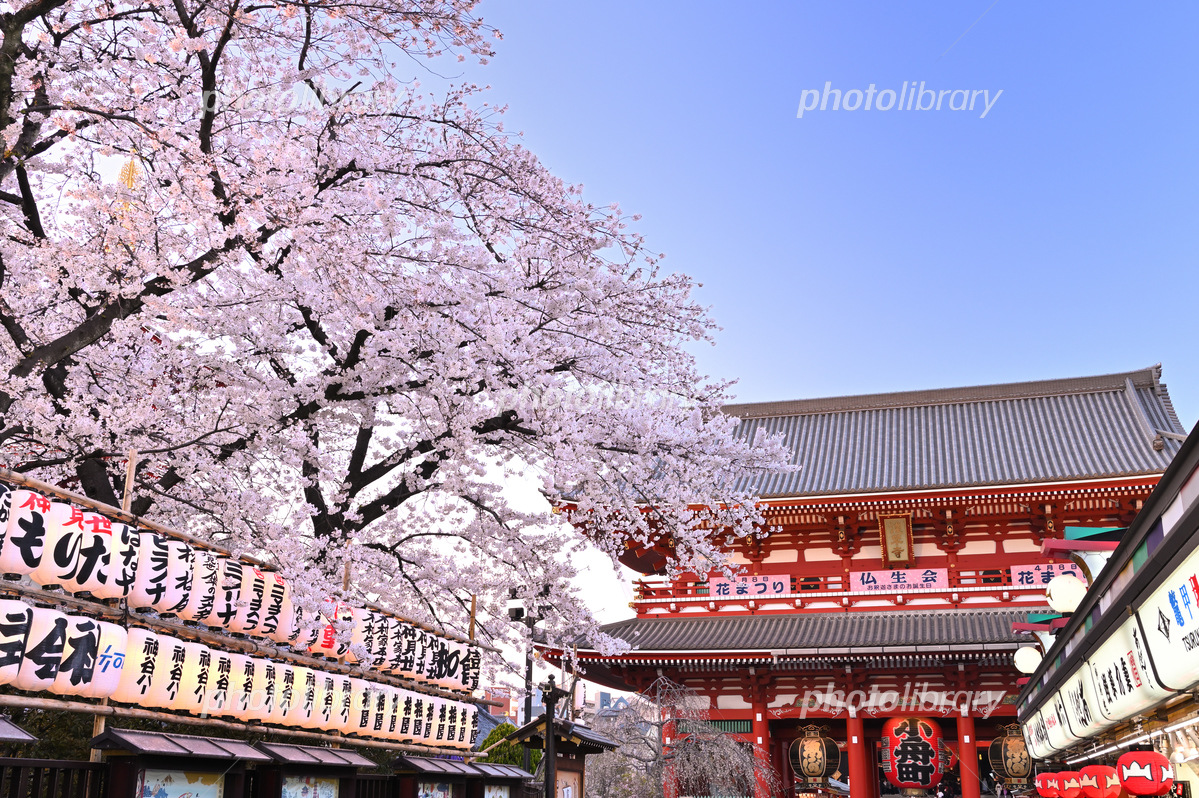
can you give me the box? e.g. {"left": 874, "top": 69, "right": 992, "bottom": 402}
{"left": 0, "top": 0, "right": 789, "bottom": 659}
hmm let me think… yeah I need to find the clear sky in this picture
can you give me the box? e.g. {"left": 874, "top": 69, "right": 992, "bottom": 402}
{"left": 439, "top": 0, "right": 1199, "bottom": 428}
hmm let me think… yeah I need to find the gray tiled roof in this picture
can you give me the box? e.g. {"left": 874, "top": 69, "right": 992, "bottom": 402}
{"left": 589, "top": 608, "right": 1033, "bottom": 653}
{"left": 725, "top": 366, "right": 1185, "bottom": 498}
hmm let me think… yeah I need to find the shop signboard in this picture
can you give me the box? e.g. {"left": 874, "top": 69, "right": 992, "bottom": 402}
{"left": 1058, "top": 669, "right": 1109, "bottom": 739}
{"left": 139, "top": 770, "right": 224, "bottom": 798}
{"left": 849, "top": 568, "right": 949, "bottom": 593}
{"left": 1085, "top": 616, "right": 1170, "bottom": 723}
{"left": 709, "top": 574, "right": 790, "bottom": 597}
{"left": 1135, "top": 545, "right": 1199, "bottom": 691}
{"left": 1043, "top": 692, "right": 1081, "bottom": 751}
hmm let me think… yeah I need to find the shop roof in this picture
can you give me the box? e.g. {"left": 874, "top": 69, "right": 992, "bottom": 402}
{"left": 724, "top": 366, "right": 1185, "bottom": 498}
{"left": 0, "top": 716, "right": 37, "bottom": 743}
{"left": 91, "top": 729, "right": 270, "bottom": 761}
{"left": 507, "top": 716, "right": 617, "bottom": 754}
{"left": 253, "top": 742, "right": 375, "bottom": 768}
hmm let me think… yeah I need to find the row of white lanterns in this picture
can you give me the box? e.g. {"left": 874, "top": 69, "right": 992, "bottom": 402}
{"left": 0, "top": 487, "right": 479, "bottom": 693}
{"left": 0, "top": 599, "right": 479, "bottom": 749}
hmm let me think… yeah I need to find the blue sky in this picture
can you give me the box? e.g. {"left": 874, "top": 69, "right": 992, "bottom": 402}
{"left": 443, "top": 1, "right": 1199, "bottom": 428}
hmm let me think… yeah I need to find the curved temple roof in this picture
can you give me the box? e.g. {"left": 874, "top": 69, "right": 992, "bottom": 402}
{"left": 724, "top": 365, "right": 1185, "bottom": 498}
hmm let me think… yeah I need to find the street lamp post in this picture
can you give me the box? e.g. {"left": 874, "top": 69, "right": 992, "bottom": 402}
{"left": 507, "top": 586, "right": 548, "bottom": 774}
{"left": 541, "top": 674, "right": 570, "bottom": 798}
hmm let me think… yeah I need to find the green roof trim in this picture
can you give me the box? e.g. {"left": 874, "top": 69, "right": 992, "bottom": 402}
{"left": 1064, "top": 526, "right": 1125, "bottom": 540}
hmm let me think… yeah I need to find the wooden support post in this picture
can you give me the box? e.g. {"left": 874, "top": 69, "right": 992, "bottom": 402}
{"left": 958, "top": 713, "right": 981, "bottom": 798}
{"left": 751, "top": 700, "right": 770, "bottom": 798}
{"left": 847, "top": 713, "right": 871, "bottom": 798}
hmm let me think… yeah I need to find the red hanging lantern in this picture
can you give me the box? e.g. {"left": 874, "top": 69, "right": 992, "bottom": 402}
{"left": 881, "top": 717, "right": 945, "bottom": 791}
{"left": 1058, "top": 771, "right": 1083, "bottom": 798}
{"left": 1036, "top": 773, "right": 1062, "bottom": 798}
{"left": 1117, "top": 751, "right": 1174, "bottom": 796}
{"left": 1079, "top": 765, "right": 1121, "bottom": 798}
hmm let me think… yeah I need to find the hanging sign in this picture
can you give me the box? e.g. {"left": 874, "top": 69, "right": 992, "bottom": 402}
{"left": 1085, "top": 616, "right": 1169, "bottom": 722}
{"left": 709, "top": 574, "right": 791, "bottom": 598}
{"left": 851, "top": 568, "right": 949, "bottom": 592}
{"left": 880, "top": 717, "right": 945, "bottom": 790}
{"left": 1042, "top": 694, "right": 1080, "bottom": 752}
{"left": 1011, "top": 563, "right": 1085, "bottom": 587}
{"left": 1135, "top": 544, "right": 1199, "bottom": 691}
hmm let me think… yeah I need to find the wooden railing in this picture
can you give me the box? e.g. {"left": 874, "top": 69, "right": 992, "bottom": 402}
{"left": 0, "top": 759, "right": 104, "bottom": 798}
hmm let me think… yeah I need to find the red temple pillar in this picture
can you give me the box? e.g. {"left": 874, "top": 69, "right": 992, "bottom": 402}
{"left": 958, "top": 714, "right": 981, "bottom": 798}
{"left": 847, "top": 714, "right": 871, "bottom": 798}
{"left": 751, "top": 703, "right": 771, "bottom": 798}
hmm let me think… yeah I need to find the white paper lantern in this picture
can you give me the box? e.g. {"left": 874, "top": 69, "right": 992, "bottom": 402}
{"left": 91, "top": 523, "right": 139, "bottom": 601}
{"left": 384, "top": 687, "right": 404, "bottom": 741}
{"left": 128, "top": 532, "right": 172, "bottom": 610}
{"left": 266, "top": 661, "right": 295, "bottom": 726}
{"left": 261, "top": 573, "right": 293, "bottom": 644}
{"left": 345, "top": 608, "right": 384, "bottom": 666}
{"left": 327, "top": 674, "right": 354, "bottom": 732}
{"left": 30, "top": 502, "right": 85, "bottom": 589}
{"left": 111, "top": 627, "right": 164, "bottom": 705}
{"left": 396, "top": 689, "right": 421, "bottom": 741}
{"left": 293, "top": 666, "right": 323, "bottom": 730}
{"left": 248, "top": 658, "right": 279, "bottom": 723}
{"left": 343, "top": 677, "right": 372, "bottom": 735}
{"left": 85, "top": 621, "right": 128, "bottom": 699}
{"left": 0, "top": 598, "right": 33, "bottom": 686}
{"left": 290, "top": 603, "right": 321, "bottom": 651}
{"left": 310, "top": 670, "right": 338, "bottom": 730}
{"left": 228, "top": 567, "right": 265, "bottom": 634}
{"left": 421, "top": 696, "right": 441, "bottom": 743}
{"left": 226, "top": 653, "right": 256, "bottom": 720}
{"left": 169, "top": 640, "right": 210, "bottom": 714}
{"left": 15, "top": 606, "right": 69, "bottom": 691}
{"left": 408, "top": 692, "right": 429, "bottom": 741}
{"left": 0, "top": 490, "right": 52, "bottom": 575}
{"left": 52, "top": 615, "right": 103, "bottom": 696}
{"left": 204, "top": 649, "right": 235, "bottom": 716}
{"left": 211, "top": 558, "right": 244, "bottom": 629}
{"left": 162, "top": 540, "right": 194, "bottom": 614}
{"left": 466, "top": 703, "right": 480, "bottom": 748}
{"left": 0, "top": 483, "right": 13, "bottom": 547}
{"left": 372, "top": 616, "right": 392, "bottom": 671}
{"left": 178, "top": 548, "right": 221, "bottom": 623}
{"left": 63, "top": 512, "right": 115, "bottom": 597}
{"left": 150, "top": 634, "right": 188, "bottom": 710}
{"left": 309, "top": 600, "right": 352, "bottom": 659}
{"left": 368, "top": 683, "right": 393, "bottom": 740}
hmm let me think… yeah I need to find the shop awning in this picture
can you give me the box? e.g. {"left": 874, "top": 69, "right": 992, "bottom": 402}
{"left": 91, "top": 729, "right": 271, "bottom": 761}
{"left": 0, "top": 716, "right": 37, "bottom": 743}
{"left": 254, "top": 742, "right": 375, "bottom": 768}
{"left": 392, "top": 756, "right": 531, "bottom": 780}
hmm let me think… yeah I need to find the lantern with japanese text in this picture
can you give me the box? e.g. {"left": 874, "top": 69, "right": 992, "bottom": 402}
{"left": 249, "top": 657, "right": 278, "bottom": 723}
{"left": 169, "top": 640, "right": 211, "bottom": 714}
{"left": 211, "top": 558, "right": 243, "bottom": 629}
{"left": 260, "top": 573, "right": 292, "bottom": 643}
{"left": 84, "top": 621, "right": 127, "bottom": 699}
{"left": 152, "top": 635, "right": 188, "bottom": 709}
{"left": 178, "top": 548, "right": 220, "bottom": 624}
{"left": 52, "top": 615, "right": 104, "bottom": 696}
{"left": 1079, "top": 765, "right": 1121, "bottom": 798}
{"left": 1, "top": 491, "right": 52, "bottom": 576}
{"left": 15, "top": 606, "right": 69, "bottom": 691}
{"left": 128, "top": 532, "right": 185, "bottom": 612}
{"left": 266, "top": 661, "right": 295, "bottom": 725}
{"left": 989, "top": 725, "right": 1033, "bottom": 786}
{"left": 400, "top": 690, "right": 423, "bottom": 741}
{"left": 466, "top": 703, "right": 480, "bottom": 748}
{"left": 881, "top": 717, "right": 945, "bottom": 792}
{"left": 205, "top": 649, "right": 235, "bottom": 716}
{"left": 290, "top": 666, "right": 320, "bottom": 728}
{"left": 383, "top": 687, "right": 403, "bottom": 741}
{"left": 60, "top": 511, "right": 114, "bottom": 595}
{"left": 1036, "top": 772, "right": 1062, "bottom": 798}
{"left": 1057, "top": 771, "right": 1082, "bottom": 798}
{"left": 422, "top": 697, "right": 443, "bottom": 743}
{"left": 163, "top": 539, "right": 194, "bottom": 614}
{"left": 0, "top": 484, "right": 11, "bottom": 543}
{"left": 230, "top": 567, "right": 266, "bottom": 634}
{"left": 92, "top": 523, "right": 140, "bottom": 601}
{"left": 226, "top": 653, "right": 256, "bottom": 720}
{"left": 310, "top": 600, "right": 352, "bottom": 659}
{"left": 310, "top": 670, "right": 338, "bottom": 730}
{"left": 789, "top": 726, "right": 842, "bottom": 785}
{"left": 30, "top": 502, "right": 84, "bottom": 589}
{"left": 111, "top": 627, "right": 163, "bottom": 705}
{"left": 0, "top": 599, "right": 33, "bottom": 685}
{"left": 1117, "top": 751, "right": 1174, "bottom": 796}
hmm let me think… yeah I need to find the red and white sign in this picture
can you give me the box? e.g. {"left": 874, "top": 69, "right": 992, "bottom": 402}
{"left": 851, "top": 568, "right": 949, "bottom": 593}
{"left": 1010, "top": 562, "right": 1084, "bottom": 587}
{"left": 709, "top": 574, "right": 790, "bottom": 598}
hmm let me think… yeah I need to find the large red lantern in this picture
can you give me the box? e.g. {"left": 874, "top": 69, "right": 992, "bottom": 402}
{"left": 1057, "top": 772, "right": 1082, "bottom": 798}
{"left": 881, "top": 717, "right": 944, "bottom": 791}
{"left": 1117, "top": 751, "right": 1174, "bottom": 796}
{"left": 1036, "top": 773, "right": 1062, "bottom": 798}
{"left": 1079, "top": 765, "right": 1120, "bottom": 798}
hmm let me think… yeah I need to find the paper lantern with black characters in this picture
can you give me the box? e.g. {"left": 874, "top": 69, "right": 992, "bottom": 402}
{"left": 0, "top": 490, "right": 51, "bottom": 575}
{"left": 0, "top": 599, "right": 33, "bottom": 686}
{"left": 789, "top": 726, "right": 842, "bottom": 785}
{"left": 1118, "top": 751, "right": 1174, "bottom": 796}
{"left": 128, "top": 532, "right": 183, "bottom": 611}
{"left": 290, "top": 666, "right": 320, "bottom": 728}
{"left": 84, "top": 621, "right": 127, "bottom": 699}
{"left": 1058, "top": 771, "right": 1083, "bottom": 798}
{"left": 989, "top": 725, "right": 1033, "bottom": 786}
{"left": 1079, "top": 765, "right": 1121, "bottom": 798}
{"left": 52, "top": 615, "right": 103, "bottom": 696}
{"left": 93, "top": 523, "right": 140, "bottom": 601}
{"left": 259, "top": 573, "right": 291, "bottom": 642}
{"left": 111, "top": 627, "right": 162, "bottom": 704}
{"left": 1037, "top": 772, "right": 1062, "bottom": 798}
{"left": 170, "top": 640, "right": 210, "bottom": 713}
{"left": 881, "top": 717, "right": 945, "bottom": 791}
{"left": 151, "top": 635, "right": 188, "bottom": 709}
{"left": 60, "top": 511, "right": 114, "bottom": 595}
{"left": 230, "top": 567, "right": 266, "bottom": 634}
{"left": 16, "top": 606, "right": 69, "bottom": 691}
{"left": 178, "top": 548, "right": 220, "bottom": 623}
{"left": 30, "top": 502, "right": 83, "bottom": 589}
